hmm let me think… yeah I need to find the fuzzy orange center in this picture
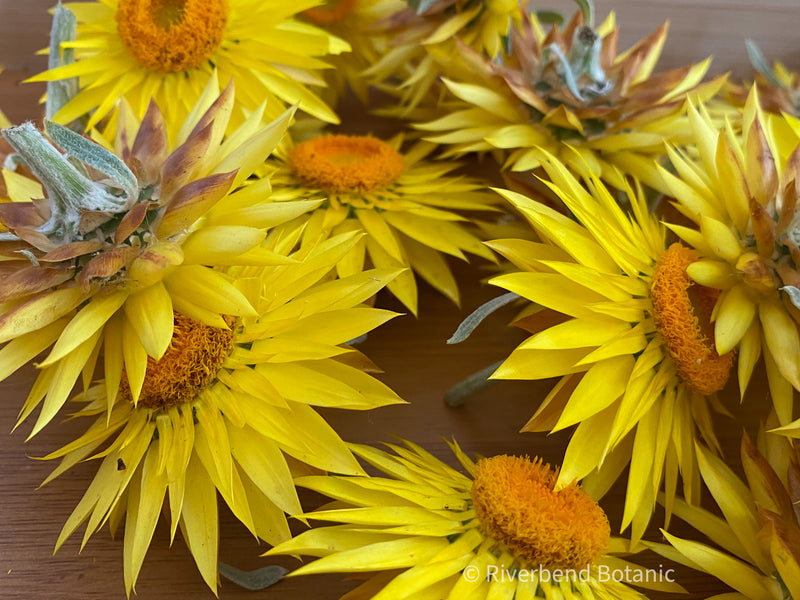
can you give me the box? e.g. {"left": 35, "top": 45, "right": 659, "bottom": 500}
{"left": 123, "top": 312, "right": 234, "bottom": 409}
{"left": 650, "top": 243, "right": 733, "bottom": 395}
{"left": 470, "top": 455, "right": 610, "bottom": 571}
{"left": 287, "top": 135, "right": 405, "bottom": 193}
{"left": 303, "top": 0, "right": 357, "bottom": 25}
{"left": 116, "top": 0, "right": 228, "bottom": 73}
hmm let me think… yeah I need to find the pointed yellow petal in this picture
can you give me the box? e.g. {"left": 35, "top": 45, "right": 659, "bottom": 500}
{"left": 181, "top": 226, "right": 266, "bottom": 265}
{"left": 714, "top": 284, "right": 757, "bottom": 354}
{"left": 0, "top": 287, "right": 85, "bottom": 344}
{"left": 124, "top": 440, "right": 169, "bottom": 594}
{"left": 553, "top": 355, "right": 634, "bottom": 431}
{"left": 292, "top": 537, "right": 449, "bottom": 576}
{"left": 759, "top": 297, "right": 800, "bottom": 389}
{"left": 165, "top": 265, "right": 256, "bottom": 317}
{"left": 29, "top": 328, "right": 103, "bottom": 438}
{"left": 122, "top": 315, "right": 148, "bottom": 405}
{"left": 124, "top": 282, "right": 174, "bottom": 359}
{"left": 180, "top": 452, "right": 219, "bottom": 593}
{"left": 663, "top": 532, "right": 780, "bottom": 600}
{"left": 695, "top": 443, "right": 773, "bottom": 573}
{"left": 39, "top": 291, "right": 128, "bottom": 367}
{"left": 700, "top": 215, "right": 742, "bottom": 263}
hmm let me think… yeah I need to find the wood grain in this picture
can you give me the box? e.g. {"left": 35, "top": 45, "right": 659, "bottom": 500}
{"left": 0, "top": 2, "right": 795, "bottom": 599}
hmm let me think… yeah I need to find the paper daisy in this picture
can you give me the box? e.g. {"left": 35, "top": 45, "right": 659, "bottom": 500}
{"left": 265, "top": 132, "right": 498, "bottom": 314}
{"left": 485, "top": 155, "right": 734, "bottom": 542}
{"left": 655, "top": 90, "right": 800, "bottom": 426}
{"left": 0, "top": 78, "right": 320, "bottom": 437}
{"left": 365, "top": 0, "right": 529, "bottom": 115}
{"left": 649, "top": 430, "right": 798, "bottom": 600}
{"left": 417, "top": 9, "right": 723, "bottom": 193}
{"left": 267, "top": 439, "right": 684, "bottom": 599}
{"left": 40, "top": 230, "right": 405, "bottom": 593}
{"left": 29, "top": 0, "right": 350, "bottom": 140}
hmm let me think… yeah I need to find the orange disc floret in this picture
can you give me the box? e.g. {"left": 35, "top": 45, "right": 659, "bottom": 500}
{"left": 470, "top": 455, "right": 610, "bottom": 571}
{"left": 122, "top": 312, "right": 234, "bottom": 409}
{"left": 303, "top": 0, "right": 357, "bottom": 25}
{"left": 287, "top": 135, "right": 405, "bottom": 193}
{"left": 650, "top": 243, "right": 733, "bottom": 394}
{"left": 117, "top": 0, "right": 228, "bottom": 73}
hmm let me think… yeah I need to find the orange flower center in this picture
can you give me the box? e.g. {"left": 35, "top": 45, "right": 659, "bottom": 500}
{"left": 470, "top": 455, "right": 610, "bottom": 571}
{"left": 116, "top": 0, "right": 228, "bottom": 73}
{"left": 287, "top": 135, "right": 405, "bottom": 193}
{"left": 123, "top": 312, "right": 234, "bottom": 409}
{"left": 650, "top": 243, "right": 733, "bottom": 395}
{"left": 303, "top": 0, "right": 357, "bottom": 25}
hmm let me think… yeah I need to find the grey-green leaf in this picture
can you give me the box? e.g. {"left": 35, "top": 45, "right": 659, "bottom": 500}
{"left": 45, "top": 120, "right": 138, "bottom": 203}
{"left": 218, "top": 562, "right": 288, "bottom": 590}
{"left": 745, "top": 39, "right": 784, "bottom": 89}
{"left": 445, "top": 360, "right": 502, "bottom": 407}
{"left": 46, "top": 2, "right": 79, "bottom": 124}
{"left": 447, "top": 292, "right": 519, "bottom": 344}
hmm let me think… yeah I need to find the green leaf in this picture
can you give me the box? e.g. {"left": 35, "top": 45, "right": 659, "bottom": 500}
{"left": 535, "top": 10, "right": 565, "bottom": 26}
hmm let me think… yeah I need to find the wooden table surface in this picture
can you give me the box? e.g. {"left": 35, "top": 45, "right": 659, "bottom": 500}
{"left": 1, "top": 2, "right": 798, "bottom": 599}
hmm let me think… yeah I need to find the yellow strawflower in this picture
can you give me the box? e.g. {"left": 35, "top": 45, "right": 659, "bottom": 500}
{"left": 417, "top": 9, "right": 723, "bottom": 193}
{"left": 653, "top": 88, "right": 800, "bottom": 426}
{"left": 267, "top": 439, "right": 683, "bottom": 599}
{"left": 40, "top": 231, "right": 405, "bottom": 594}
{"left": 485, "top": 155, "right": 733, "bottom": 542}
{"left": 265, "top": 132, "right": 499, "bottom": 314}
{"left": 0, "top": 77, "right": 318, "bottom": 437}
{"left": 29, "top": 0, "right": 350, "bottom": 140}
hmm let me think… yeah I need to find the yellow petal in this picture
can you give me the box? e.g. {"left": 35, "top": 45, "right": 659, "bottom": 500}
{"left": 181, "top": 226, "right": 266, "bottom": 265}
{"left": 759, "top": 297, "right": 800, "bottom": 390}
{"left": 663, "top": 532, "right": 780, "bottom": 600}
{"left": 29, "top": 328, "right": 103, "bottom": 439}
{"left": 737, "top": 317, "right": 762, "bottom": 398}
{"left": 213, "top": 106, "right": 295, "bottom": 188}
{"left": 700, "top": 215, "right": 742, "bottom": 264}
{"left": 180, "top": 452, "right": 219, "bottom": 592}
{"left": 165, "top": 265, "right": 257, "bottom": 317}
{"left": 292, "top": 537, "right": 449, "bottom": 576}
{"left": 714, "top": 284, "right": 757, "bottom": 354}
{"left": 553, "top": 355, "right": 634, "bottom": 431}
{"left": 686, "top": 259, "right": 737, "bottom": 289}
{"left": 124, "top": 440, "right": 169, "bottom": 594}
{"left": 227, "top": 424, "right": 301, "bottom": 516}
{"left": 695, "top": 443, "right": 773, "bottom": 573}
{"left": 39, "top": 291, "right": 128, "bottom": 367}
{"left": 122, "top": 315, "right": 148, "bottom": 405}
{"left": 124, "top": 282, "right": 174, "bottom": 359}
{"left": 0, "top": 287, "right": 85, "bottom": 344}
